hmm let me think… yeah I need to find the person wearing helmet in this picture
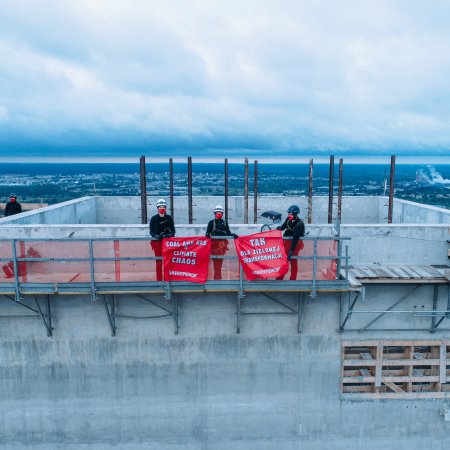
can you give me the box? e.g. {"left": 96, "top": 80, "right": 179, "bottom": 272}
{"left": 149, "top": 199, "right": 175, "bottom": 281}
{"left": 276, "top": 204, "right": 305, "bottom": 280}
{"left": 205, "top": 205, "right": 238, "bottom": 280}
{"left": 4, "top": 194, "right": 22, "bottom": 217}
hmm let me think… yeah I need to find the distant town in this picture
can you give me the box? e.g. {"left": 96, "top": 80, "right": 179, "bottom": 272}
{"left": 1, "top": 163, "right": 449, "bottom": 214}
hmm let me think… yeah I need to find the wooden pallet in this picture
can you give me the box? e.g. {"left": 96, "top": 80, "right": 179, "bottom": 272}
{"left": 341, "top": 340, "right": 450, "bottom": 399}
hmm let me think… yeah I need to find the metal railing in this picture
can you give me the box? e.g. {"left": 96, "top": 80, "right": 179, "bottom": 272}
{"left": 0, "top": 236, "right": 350, "bottom": 301}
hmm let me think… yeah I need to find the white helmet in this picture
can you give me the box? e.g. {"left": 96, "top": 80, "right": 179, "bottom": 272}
{"left": 156, "top": 198, "right": 167, "bottom": 208}
{"left": 214, "top": 205, "right": 224, "bottom": 214}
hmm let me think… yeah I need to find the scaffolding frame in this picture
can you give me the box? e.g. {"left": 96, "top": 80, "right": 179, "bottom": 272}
{"left": 0, "top": 236, "right": 350, "bottom": 336}
{"left": 339, "top": 282, "right": 450, "bottom": 333}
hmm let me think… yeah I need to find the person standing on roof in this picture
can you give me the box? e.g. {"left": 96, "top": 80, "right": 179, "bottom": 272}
{"left": 149, "top": 199, "right": 175, "bottom": 281}
{"left": 276, "top": 204, "right": 305, "bottom": 280}
{"left": 4, "top": 194, "right": 22, "bottom": 217}
{"left": 205, "top": 205, "right": 238, "bottom": 280}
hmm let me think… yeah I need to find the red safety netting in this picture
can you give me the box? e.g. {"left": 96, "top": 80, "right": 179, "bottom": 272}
{"left": 208, "top": 238, "right": 240, "bottom": 281}
{"left": 0, "top": 238, "right": 339, "bottom": 284}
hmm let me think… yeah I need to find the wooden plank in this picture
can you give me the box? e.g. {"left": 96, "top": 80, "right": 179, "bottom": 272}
{"left": 343, "top": 340, "right": 448, "bottom": 346}
{"left": 375, "top": 345, "right": 383, "bottom": 388}
{"left": 440, "top": 344, "right": 447, "bottom": 385}
{"left": 343, "top": 359, "right": 376, "bottom": 367}
{"left": 385, "top": 266, "right": 410, "bottom": 279}
{"left": 380, "top": 267, "right": 400, "bottom": 279}
{"left": 399, "top": 266, "right": 421, "bottom": 278}
{"left": 347, "top": 273, "right": 362, "bottom": 288}
{"left": 350, "top": 268, "right": 368, "bottom": 278}
{"left": 356, "top": 267, "right": 377, "bottom": 278}
{"left": 383, "top": 376, "right": 439, "bottom": 383}
{"left": 341, "top": 392, "right": 450, "bottom": 400}
{"left": 343, "top": 376, "right": 375, "bottom": 383}
{"left": 381, "top": 359, "right": 440, "bottom": 366}
{"left": 382, "top": 381, "right": 405, "bottom": 393}
{"left": 361, "top": 267, "right": 380, "bottom": 278}
{"left": 409, "top": 265, "right": 434, "bottom": 279}
{"left": 422, "top": 266, "right": 446, "bottom": 278}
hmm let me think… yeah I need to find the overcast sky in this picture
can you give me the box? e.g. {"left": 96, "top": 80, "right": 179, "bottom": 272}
{"left": 1, "top": 0, "right": 450, "bottom": 160}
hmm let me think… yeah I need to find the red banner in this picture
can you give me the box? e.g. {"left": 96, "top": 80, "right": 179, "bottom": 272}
{"left": 163, "top": 237, "right": 211, "bottom": 283}
{"left": 234, "top": 230, "right": 289, "bottom": 281}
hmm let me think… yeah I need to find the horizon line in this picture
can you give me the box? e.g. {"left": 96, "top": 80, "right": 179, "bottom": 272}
{"left": 1, "top": 156, "right": 450, "bottom": 164}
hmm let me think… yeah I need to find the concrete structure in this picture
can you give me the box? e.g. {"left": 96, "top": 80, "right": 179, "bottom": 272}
{"left": 1, "top": 196, "right": 450, "bottom": 449}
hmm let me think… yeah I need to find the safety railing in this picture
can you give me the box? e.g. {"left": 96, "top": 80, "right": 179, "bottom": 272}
{"left": 0, "top": 236, "right": 350, "bottom": 301}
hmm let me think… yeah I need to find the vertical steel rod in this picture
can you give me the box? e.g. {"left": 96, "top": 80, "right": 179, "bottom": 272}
{"left": 11, "top": 239, "right": 21, "bottom": 301}
{"left": 139, "top": 156, "right": 147, "bottom": 224}
{"left": 188, "top": 156, "right": 193, "bottom": 224}
{"left": 46, "top": 294, "right": 52, "bottom": 337}
{"left": 311, "top": 239, "right": 318, "bottom": 298}
{"left": 431, "top": 285, "right": 439, "bottom": 332}
{"left": 89, "top": 239, "right": 97, "bottom": 301}
{"left": 338, "top": 158, "right": 343, "bottom": 222}
{"left": 328, "top": 155, "right": 334, "bottom": 224}
{"left": 388, "top": 155, "right": 396, "bottom": 224}
{"left": 308, "top": 159, "right": 313, "bottom": 224}
{"left": 254, "top": 160, "right": 258, "bottom": 224}
{"left": 244, "top": 157, "right": 249, "bottom": 224}
{"left": 224, "top": 158, "right": 229, "bottom": 223}
{"left": 169, "top": 158, "right": 174, "bottom": 220}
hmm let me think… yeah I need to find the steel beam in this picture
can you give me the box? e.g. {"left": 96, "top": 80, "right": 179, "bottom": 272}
{"left": 139, "top": 156, "right": 147, "bottom": 224}
{"left": 298, "top": 292, "right": 308, "bottom": 333}
{"left": 328, "top": 155, "right": 334, "bottom": 224}
{"left": 169, "top": 158, "right": 174, "bottom": 220}
{"left": 244, "top": 157, "right": 249, "bottom": 224}
{"left": 254, "top": 160, "right": 258, "bottom": 224}
{"left": 188, "top": 156, "right": 193, "bottom": 224}
{"left": 308, "top": 159, "right": 313, "bottom": 224}
{"left": 224, "top": 158, "right": 229, "bottom": 223}
{"left": 388, "top": 155, "right": 396, "bottom": 223}
{"left": 338, "top": 158, "right": 343, "bottom": 222}
{"left": 103, "top": 295, "right": 116, "bottom": 337}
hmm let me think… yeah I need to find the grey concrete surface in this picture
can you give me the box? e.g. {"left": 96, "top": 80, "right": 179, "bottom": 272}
{"left": 1, "top": 289, "right": 450, "bottom": 449}
{"left": 6, "top": 195, "right": 449, "bottom": 226}
{"left": 1, "top": 195, "right": 450, "bottom": 449}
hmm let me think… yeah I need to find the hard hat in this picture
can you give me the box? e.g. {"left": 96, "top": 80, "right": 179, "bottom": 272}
{"left": 156, "top": 198, "right": 167, "bottom": 208}
{"left": 287, "top": 205, "right": 300, "bottom": 215}
{"left": 9, "top": 193, "right": 17, "bottom": 199}
{"left": 214, "top": 205, "right": 224, "bottom": 214}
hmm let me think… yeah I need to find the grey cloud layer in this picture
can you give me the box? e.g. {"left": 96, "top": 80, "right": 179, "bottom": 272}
{"left": 0, "top": 0, "right": 450, "bottom": 157}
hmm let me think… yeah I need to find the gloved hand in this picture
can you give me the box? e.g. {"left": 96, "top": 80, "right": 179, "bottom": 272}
{"left": 232, "top": 233, "right": 238, "bottom": 238}
{"left": 287, "top": 250, "right": 293, "bottom": 260}
{"left": 164, "top": 233, "right": 173, "bottom": 238}
{"left": 156, "top": 233, "right": 164, "bottom": 240}
{"left": 276, "top": 226, "right": 282, "bottom": 230}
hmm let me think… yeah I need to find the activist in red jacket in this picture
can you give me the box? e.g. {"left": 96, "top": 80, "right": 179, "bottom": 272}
{"left": 149, "top": 198, "right": 175, "bottom": 281}
{"left": 205, "top": 205, "right": 238, "bottom": 280}
{"left": 276, "top": 204, "right": 305, "bottom": 280}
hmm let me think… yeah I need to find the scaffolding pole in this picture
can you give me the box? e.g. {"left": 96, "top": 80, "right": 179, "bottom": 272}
{"left": 169, "top": 158, "right": 174, "bottom": 220}
{"left": 188, "top": 156, "right": 193, "bottom": 224}
{"left": 388, "top": 155, "right": 396, "bottom": 224}
{"left": 139, "top": 156, "right": 147, "bottom": 224}
{"left": 254, "top": 160, "right": 258, "bottom": 224}
{"left": 308, "top": 159, "right": 313, "bottom": 224}
{"left": 328, "top": 155, "right": 334, "bottom": 224}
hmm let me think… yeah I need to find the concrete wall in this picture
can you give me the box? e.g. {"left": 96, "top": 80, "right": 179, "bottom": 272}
{"left": 2, "top": 195, "right": 449, "bottom": 226}
{"left": 0, "top": 197, "right": 96, "bottom": 225}
{"left": 97, "top": 195, "right": 383, "bottom": 225}
{"left": 393, "top": 198, "right": 450, "bottom": 224}
{"left": 1, "top": 286, "right": 450, "bottom": 449}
